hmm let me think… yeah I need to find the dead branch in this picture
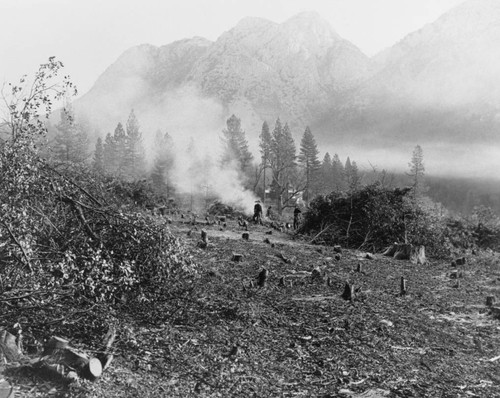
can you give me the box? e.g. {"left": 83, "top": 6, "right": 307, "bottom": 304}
{"left": 1, "top": 221, "right": 33, "bottom": 272}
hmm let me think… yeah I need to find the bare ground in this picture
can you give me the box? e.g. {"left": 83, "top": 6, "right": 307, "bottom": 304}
{"left": 2, "top": 215, "right": 500, "bottom": 397}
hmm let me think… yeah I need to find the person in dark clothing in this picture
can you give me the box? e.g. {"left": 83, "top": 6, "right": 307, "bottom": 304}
{"left": 293, "top": 206, "right": 302, "bottom": 230}
{"left": 253, "top": 201, "right": 263, "bottom": 224}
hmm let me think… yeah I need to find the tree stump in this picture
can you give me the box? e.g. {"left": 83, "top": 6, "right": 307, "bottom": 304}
{"left": 400, "top": 277, "right": 407, "bottom": 296}
{"left": 486, "top": 296, "right": 496, "bottom": 307}
{"left": 201, "top": 229, "right": 208, "bottom": 244}
{"left": 341, "top": 282, "right": 353, "bottom": 301}
{"left": 455, "top": 257, "right": 467, "bottom": 266}
{"left": 257, "top": 268, "right": 269, "bottom": 287}
{"left": 232, "top": 253, "right": 243, "bottom": 262}
{"left": 410, "top": 245, "right": 426, "bottom": 265}
{"left": 311, "top": 267, "right": 322, "bottom": 282}
{"left": 242, "top": 232, "right": 250, "bottom": 240}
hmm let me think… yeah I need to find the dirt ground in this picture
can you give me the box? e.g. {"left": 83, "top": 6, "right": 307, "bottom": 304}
{"left": 2, "top": 214, "right": 500, "bottom": 397}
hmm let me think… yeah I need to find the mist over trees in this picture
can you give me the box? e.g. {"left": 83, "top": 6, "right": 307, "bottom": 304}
{"left": 27, "top": 90, "right": 499, "bottom": 222}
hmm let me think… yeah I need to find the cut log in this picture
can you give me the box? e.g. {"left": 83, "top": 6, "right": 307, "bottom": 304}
{"left": 0, "top": 329, "right": 23, "bottom": 362}
{"left": 43, "top": 336, "right": 69, "bottom": 356}
{"left": 382, "top": 243, "right": 398, "bottom": 257}
{"left": 383, "top": 243, "right": 426, "bottom": 264}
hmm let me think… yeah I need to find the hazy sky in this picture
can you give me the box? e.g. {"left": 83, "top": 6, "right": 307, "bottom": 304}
{"left": 0, "top": 0, "right": 465, "bottom": 96}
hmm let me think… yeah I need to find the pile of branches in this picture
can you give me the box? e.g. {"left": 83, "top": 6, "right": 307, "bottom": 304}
{"left": 0, "top": 157, "right": 197, "bottom": 306}
{"left": 301, "top": 184, "right": 444, "bottom": 254}
{"left": 208, "top": 201, "right": 245, "bottom": 219}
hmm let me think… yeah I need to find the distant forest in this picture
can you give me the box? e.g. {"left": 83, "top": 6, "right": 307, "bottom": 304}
{"left": 43, "top": 105, "right": 500, "bottom": 218}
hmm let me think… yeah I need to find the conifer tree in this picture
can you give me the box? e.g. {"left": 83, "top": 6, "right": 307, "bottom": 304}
{"left": 221, "top": 114, "right": 253, "bottom": 174}
{"left": 93, "top": 137, "right": 105, "bottom": 175}
{"left": 151, "top": 130, "right": 175, "bottom": 197}
{"left": 259, "top": 121, "right": 272, "bottom": 201}
{"left": 319, "top": 152, "right": 333, "bottom": 195}
{"left": 124, "top": 109, "right": 146, "bottom": 181}
{"left": 332, "top": 154, "right": 345, "bottom": 191}
{"left": 408, "top": 144, "right": 426, "bottom": 198}
{"left": 298, "top": 126, "right": 321, "bottom": 203}
{"left": 52, "top": 106, "right": 89, "bottom": 164}
{"left": 268, "top": 119, "right": 297, "bottom": 213}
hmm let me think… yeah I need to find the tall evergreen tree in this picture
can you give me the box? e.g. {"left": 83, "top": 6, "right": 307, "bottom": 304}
{"left": 332, "top": 154, "right": 345, "bottom": 191}
{"left": 319, "top": 152, "right": 333, "bottom": 195}
{"left": 408, "top": 144, "right": 426, "bottom": 198}
{"left": 268, "top": 119, "right": 297, "bottom": 213}
{"left": 103, "top": 122, "right": 126, "bottom": 176}
{"left": 93, "top": 137, "right": 105, "bottom": 175}
{"left": 124, "top": 109, "right": 146, "bottom": 181}
{"left": 259, "top": 121, "right": 272, "bottom": 201}
{"left": 298, "top": 126, "right": 321, "bottom": 204}
{"left": 221, "top": 114, "right": 253, "bottom": 174}
{"left": 151, "top": 130, "right": 175, "bottom": 197}
{"left": 52, "top": 106, "right": 89, "bottom": 164}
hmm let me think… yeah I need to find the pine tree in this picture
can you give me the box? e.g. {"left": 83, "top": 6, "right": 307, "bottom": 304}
{"left": 332, "top": 154, "right": 345, "bottom": 191}
{"left": 93, "top": 137, "right": 105, "bottom": 175}
{"left": 408, "top": 144, "right": 426, "bottom": 198}
{"left": 259, "top": 121, "right": 272, "bottom": 201}
{"left": 319, "top": 152, "right": 333, "bottom": 195}
{"left": 52, "top": 106, "right": 89, "bottom": 164}
{"left": 268, "top": 119, "right": 297, "bottom": 213}
{"left": 103, "top": 123, "right": 126, "bottom": 176}
{"left": 221, "top": 114, "right": 253, "bottom": 174}
{"left": 124, "top": 110, "right": 146, "bottom": 181}
{"left": 151, "top": 130, "right": 175, "bottom": 197}
{"left": 298, "top": 126, "right": 321, "bottom": 204}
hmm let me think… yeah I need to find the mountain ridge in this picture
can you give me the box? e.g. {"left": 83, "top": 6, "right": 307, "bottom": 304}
{"left": 73, "top": 0, "right": 500, "bottom": 178}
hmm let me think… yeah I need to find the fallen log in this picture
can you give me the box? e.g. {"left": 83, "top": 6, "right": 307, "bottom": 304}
{"left": 382, "top": 243, "right": 426, "bottom": 265}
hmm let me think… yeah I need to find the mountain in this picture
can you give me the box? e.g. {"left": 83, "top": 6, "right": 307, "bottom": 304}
{"left": 74, "top": 1, "right": 500, "bottom": 178}
{"left": 74, "top": 11, "right": 372, "bottom": 146}
{"left": 318, "top": 0, "right": 500, "bottom": 147}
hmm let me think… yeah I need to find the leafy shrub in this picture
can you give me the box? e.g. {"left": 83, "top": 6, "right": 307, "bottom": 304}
{"left": 302, "top": 184, "right": 446, "bottom": 255}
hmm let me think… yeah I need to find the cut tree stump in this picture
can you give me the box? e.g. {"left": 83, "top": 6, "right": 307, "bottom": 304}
{"left": 341, "top": 282, "right": 353, "bottom": 301}
{"left": 487, "top": 296, "right": 497, "bottom": 307}
{"left": 232, "top": 253, "right": 243, "bottom": 262}
{"left": 455, "top": 257, "right": 467, "bottom": 266}
{"left": 257, "top": 268, "right": 269, "bottom": 287}
{"left": 400, "top": 277, "right": 407, "bottom": 296}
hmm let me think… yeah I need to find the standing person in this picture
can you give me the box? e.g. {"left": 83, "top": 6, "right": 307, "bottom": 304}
{"left": 253, "top": 201, "right": 263, "bottom": 224}
{"left": 293, "top": 206, "right": 302, "bottom": 230}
